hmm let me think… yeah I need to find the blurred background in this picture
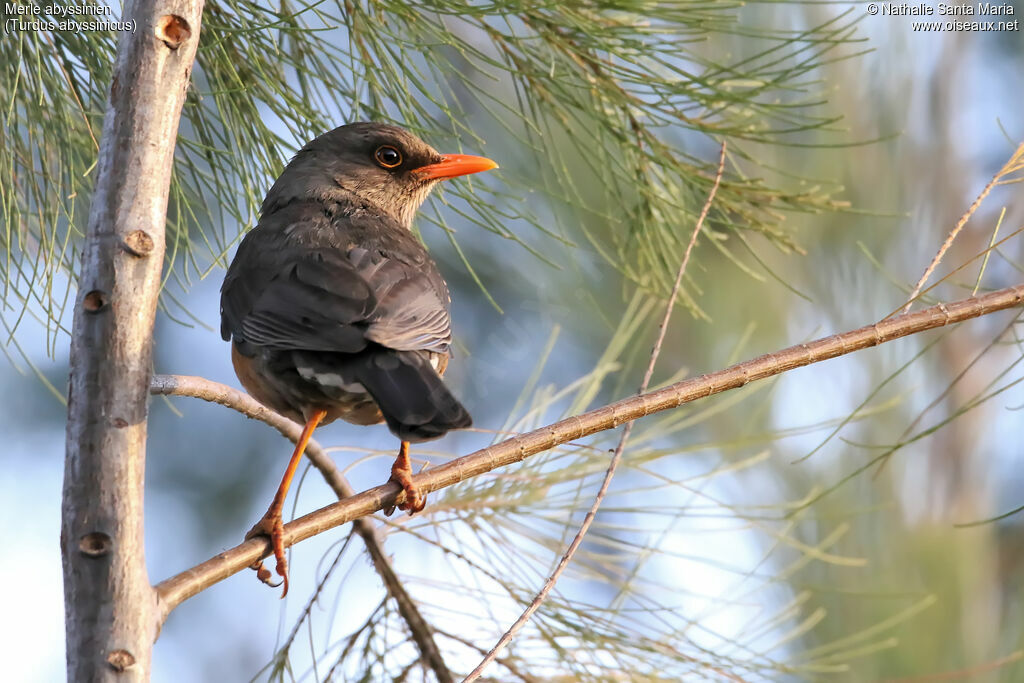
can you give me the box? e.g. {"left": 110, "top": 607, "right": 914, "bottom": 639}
{"left": 2, "top": 1, "right": 1024, "bottom": 680}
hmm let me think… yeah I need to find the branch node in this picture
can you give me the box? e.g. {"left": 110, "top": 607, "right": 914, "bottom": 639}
{"left": 155, "top": 15, "right": 191, "bottom": 49}
{"left": 78, "top": 532, "right": 112, "bottom": 558}
{"left": 122, "top": 230, "right": 155, "bottom": 257}
{"left": 106, "top": 649, "right": 136, "bottom": 672}
{"left": 82, "top": 290, "right": 108, "bottom": 313}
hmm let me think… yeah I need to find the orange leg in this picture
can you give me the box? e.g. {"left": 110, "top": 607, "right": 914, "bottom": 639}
{"left": 387, "top": 440, "right": 425, "bottom": 515}
{"left": 246, "top": 409, "right": 327, "bottom": 598}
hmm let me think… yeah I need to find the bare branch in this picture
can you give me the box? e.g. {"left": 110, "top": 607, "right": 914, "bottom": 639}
{"left": 466, "top": 142, "right": 728, "bottom": 681}
{"left": 149, "top": 375, "right": 452, "bottom": 682}
{"left": 900, "top": 142, "right": 1024, "bottom": 315}
{"left": 154, "top": 284, "right": 1024, "bottom": 617}
{"left": 61, "top": 1, "right": 203, "bottom": 679}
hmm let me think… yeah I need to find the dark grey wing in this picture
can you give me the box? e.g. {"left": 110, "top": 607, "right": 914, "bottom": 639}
{"left": 221, "top": 209, "right": 453, "bottom": 356}
{"left": 220, "top": 226, "right": 375, "bottom": 353}
{"left": 347, "top": 245, "right": 453, "bottom": 354}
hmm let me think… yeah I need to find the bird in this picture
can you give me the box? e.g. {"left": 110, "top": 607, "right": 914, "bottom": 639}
{"left": 220, "top": 122, "right": 497, "bottom": 596}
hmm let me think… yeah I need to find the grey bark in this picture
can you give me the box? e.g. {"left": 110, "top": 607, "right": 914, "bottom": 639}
{"left": 61, "top": 1, "right": 203, "bottom": 679}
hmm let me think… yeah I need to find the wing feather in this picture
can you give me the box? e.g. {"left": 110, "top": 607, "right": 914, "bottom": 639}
{"left": 221, "top": 204, "right": 453, "bottom": 356}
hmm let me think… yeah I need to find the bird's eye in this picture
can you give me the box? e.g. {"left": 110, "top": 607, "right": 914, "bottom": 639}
{"left": 374, "top": 145, "right": 403, "bottom": 169}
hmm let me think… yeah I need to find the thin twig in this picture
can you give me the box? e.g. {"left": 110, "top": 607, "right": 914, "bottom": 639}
{"left": 899, "top": 143, "right": 1024, "bottom": 315}
{"left": 149, "top": 375, "right": 453, "bottom": 683}
{"left": 153, "top": 283, "right": 1024, "bottom": 617}
{"left": 464, "top": 142, "right": 727, "bottom": 682}
{"left": 434, "top": 628, "right": 539, "bottom": 683}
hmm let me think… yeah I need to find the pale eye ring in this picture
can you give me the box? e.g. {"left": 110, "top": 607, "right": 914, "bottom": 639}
{"left": 374, "top": 145, "right": 402, "bottom": 169}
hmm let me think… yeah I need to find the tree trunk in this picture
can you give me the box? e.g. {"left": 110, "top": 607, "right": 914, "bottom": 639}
{"left": 61, "top": 1, "right": 203, "bottom": 679}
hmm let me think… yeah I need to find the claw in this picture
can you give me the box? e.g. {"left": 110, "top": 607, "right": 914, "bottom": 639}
{"left": 245, "top": 410, "right": 326, "bottom": 598}
{"left": 388, "top": 440, "right": 426, "bottom": 516}
{"left": 246, "top": 512, "right": 289, "bottom": 597}
{"left": 250, "top": 560, "right": 283, "bottom": 588}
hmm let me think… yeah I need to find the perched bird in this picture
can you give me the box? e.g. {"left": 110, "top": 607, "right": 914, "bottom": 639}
{"left": 220, "top": 122, "right": 496, "bottom": 595}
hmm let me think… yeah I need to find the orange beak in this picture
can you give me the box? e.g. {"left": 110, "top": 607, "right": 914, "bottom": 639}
{"left": 413, "top": 153, "right": 498, "bottom": 181}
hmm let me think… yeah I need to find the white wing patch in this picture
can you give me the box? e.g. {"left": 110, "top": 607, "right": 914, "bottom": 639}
{"left": 297, "top": 366, "right": 367, "bottom": 394}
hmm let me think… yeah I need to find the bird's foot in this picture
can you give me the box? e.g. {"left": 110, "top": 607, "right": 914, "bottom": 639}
{"left": 384, "top": 440, "right": 425, "bottom": 516}
{"left": 386, "top": 461, "right": 425, "bottom": 516}
{"left": 245, "top": 511, "right": 289, "bottom": 598}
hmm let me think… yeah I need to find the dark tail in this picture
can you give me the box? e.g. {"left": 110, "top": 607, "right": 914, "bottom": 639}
{"left": 352, "top": 349, "right": 471, "bottom": 443}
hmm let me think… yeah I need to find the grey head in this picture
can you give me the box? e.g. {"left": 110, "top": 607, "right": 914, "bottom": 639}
{"left": 261, "top": 122, "right": 497, "bottom": 229}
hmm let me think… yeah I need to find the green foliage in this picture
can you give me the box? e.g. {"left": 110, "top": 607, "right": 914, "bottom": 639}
{"left": 1, "top": 0, "right": 860, "bottom": 343}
